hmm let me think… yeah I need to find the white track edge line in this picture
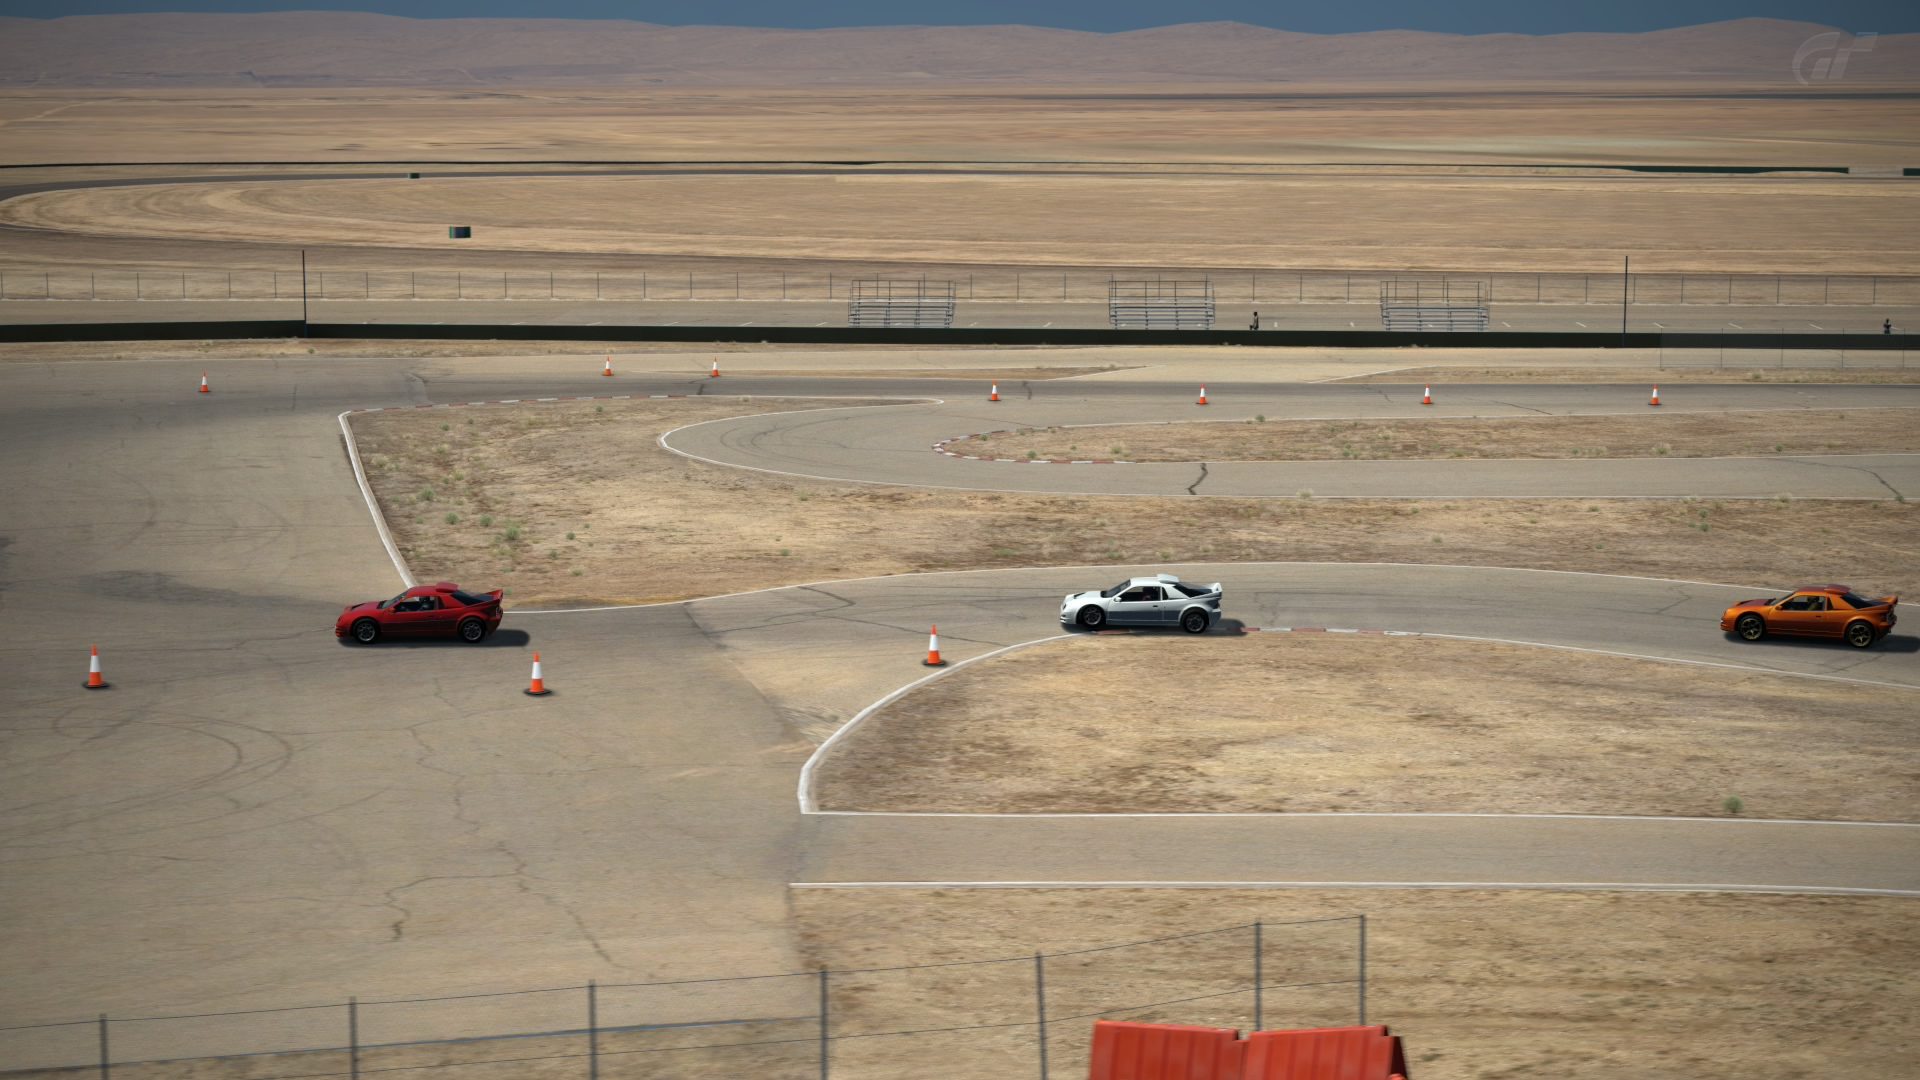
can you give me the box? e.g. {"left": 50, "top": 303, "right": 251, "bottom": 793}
{"left": 797, "top": 633, "right": 1074, "bottom": 813}
{"left": 788, "top": 881, "right": 1920, "bottom": 897}
{"left": 510, "top": 560, "right": 1795, "bottom": 614}
{"left": 337, "top": 409, "right": 416, "bottom": 588}
{"left": 806, "top": 809, "right": 1920, "bottom": 826}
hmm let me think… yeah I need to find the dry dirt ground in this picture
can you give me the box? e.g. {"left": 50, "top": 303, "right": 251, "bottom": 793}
{"left": 347, "top": 397, "right": 1919, "bottom": 609}
{"left": 812, "top": 634, "right": 1918, "bottom": 821}
{"left": 1342, "top": 365, "right": 1920, "bottom": 384}
{"left": 995, "top": 408, "right": 1920, "bottom": 462}
{"left": 4, "top": 86, "right": 1914, "bottom": 167}
{"left": 8, "top": 170, "right": 1917, "bottom": 277}
{"left": 20, "top": 889, "right": 1913, "bottom": 1079}
{"left": 790, "top": 887, "right": 1920, "bottom": 1080}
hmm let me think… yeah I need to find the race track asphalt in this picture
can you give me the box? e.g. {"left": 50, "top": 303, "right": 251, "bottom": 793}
{"left": 1, "top": 351, "right": 1914, "bottom": 1050}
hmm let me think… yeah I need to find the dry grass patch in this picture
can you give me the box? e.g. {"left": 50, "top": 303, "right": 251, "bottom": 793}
{"left": 349, "top": 398, "right": 1919, "bottom": 608}
{"left": 998, "top": 409, "right": 1920, "bottom": 462}
{"left": 814, "top": 634, "right": 1919, "bottom": 820}
{"left": 793, "top": 886, "right": 1920, "bottom": 1080}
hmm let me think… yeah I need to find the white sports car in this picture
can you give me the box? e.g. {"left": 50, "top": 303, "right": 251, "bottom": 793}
{"left": 1061, "top": 574, "right": 1223, "bottom": 633}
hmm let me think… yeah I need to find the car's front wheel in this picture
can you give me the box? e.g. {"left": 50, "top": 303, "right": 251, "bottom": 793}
{"left": 1076, "top": 605, "right": 1105, "bottom": 629}
{"left": 1844, "top": 620, "right": 1877, "bottom": 649}
{"left": 1180, "top": 609, "right": 1209, "bottom": 634}
{"left": 352, "top": 618, "right": 380, "bottom": 644}
{"left": 459, "top": 618, "right": 487, "bottom": 643}
{"left": 1735, "top": 614, "right": 1765, "bottom": 642}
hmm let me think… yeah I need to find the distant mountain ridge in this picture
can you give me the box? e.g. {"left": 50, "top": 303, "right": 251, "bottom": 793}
{"left": 0, "top": 14, "right": 1914, "bottom": 87}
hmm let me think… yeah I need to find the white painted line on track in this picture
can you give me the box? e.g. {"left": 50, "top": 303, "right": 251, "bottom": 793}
{"left": 789, "top": 881, "right": 1920, "bottom": 897}
{"left": 337, "top": 410, "right": 416, "bottom": 587}
{"left": 797, "top": 634, "right": 1074, "bottom": 813}
{"left": 805, "top": 809, "right": 1920, "bottom": 826}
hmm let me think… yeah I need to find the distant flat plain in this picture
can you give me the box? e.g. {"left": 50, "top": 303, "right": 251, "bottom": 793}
{"left": 2, "top": 85, "right": 1918, "bottom": 278}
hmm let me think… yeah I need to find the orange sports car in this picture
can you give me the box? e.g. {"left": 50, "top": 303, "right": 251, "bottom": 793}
{"left": 1721, "top": 584, "right": 1899, "bottom": 649}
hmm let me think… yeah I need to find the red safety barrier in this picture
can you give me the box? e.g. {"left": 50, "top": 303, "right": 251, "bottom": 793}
{"left": 1088, "top": 1021, "right": 1245, "bottom": 1080}
{"left": 1088, "top": 1021, "right": 1409, "bottom": 1080}
{"left": 1245, "top": 1025, "right": 1408, "bottom": 1080}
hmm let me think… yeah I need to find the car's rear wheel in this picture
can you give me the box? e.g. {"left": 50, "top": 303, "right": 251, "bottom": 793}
{"left": 1181, "top": 609, "right": 1209, "bottom": 634}
{"left": 459, "top": 618, "right": 487, "bottom": 643}
{"left": 1844, "top": 620, "right": 1877, "bottom": 649}
{"left": 1734, "top": 614, "right": 1765, "bottom": 641}
{"left": 1077, "top": 605, "right": 1105, "bottom": 628}
{"left": 352, "top": 618, "right": 380, "bottom": 644}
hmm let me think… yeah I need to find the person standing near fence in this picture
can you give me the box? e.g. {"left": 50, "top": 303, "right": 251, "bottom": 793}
{"left": 1249, "top": 310, "right": 1260, "bottom": 330}
{"left": 1887, "top": 318, "right": 1895, "bottom": 335}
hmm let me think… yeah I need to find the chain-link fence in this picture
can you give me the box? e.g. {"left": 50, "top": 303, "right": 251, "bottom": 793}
{"left": 0, "top": 917, "right": 1365, "bottom": 1080}
{"left": 2, "top": 266, "right": 1917, "bottom": 307}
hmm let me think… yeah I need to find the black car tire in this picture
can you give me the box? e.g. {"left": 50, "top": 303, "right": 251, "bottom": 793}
{"left": 352, "top": 618, "right": 380, "bottom": 644}
{"left": 1077, "top": 605, "right": 1105, "bottom": 628}
{"left": 1735, "top": 614, "right": 1765, "bottom": 642}
{"left": 459, "top": 618, "right": 487, "bottom": 643}
{"left": 1181, "top": 609, "right": 1209, "bottom": 634}
{"left": 1844, "top": 620, "right": 1877, "bottom": 649}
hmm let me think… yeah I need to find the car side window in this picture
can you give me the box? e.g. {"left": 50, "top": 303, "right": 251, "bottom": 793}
{"left": 392, "top": 598, "right": 420, "bottom": 612}
{"left": 1806, "top": 596, "right": 1827, "bottom": 612}
{"left": 418, "top": 596, "right": 439, "bottom": 611}
{"left": 1119, "top": 586, "right": 1159, "bottom": 602}
{"left": 1777, "top": 595, "right": 1810, "bottom": 611}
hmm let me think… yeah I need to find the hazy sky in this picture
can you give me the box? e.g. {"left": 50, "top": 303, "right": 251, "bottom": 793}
{"left": 0, "top": 0, "right": 1911, "bottom": 35}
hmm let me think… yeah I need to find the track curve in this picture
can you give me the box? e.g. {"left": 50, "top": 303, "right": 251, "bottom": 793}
{"left": 3, "top": 355, "right": 1915, "bottom": 1029}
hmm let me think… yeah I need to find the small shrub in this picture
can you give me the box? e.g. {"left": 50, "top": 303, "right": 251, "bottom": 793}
{"left": 1723, "top": 795, "right": 1744, "bottom": 815}
{"left": 440, "top": 422, "right": 450, "bottom": 432}
{"left": 443, "top": 511, "right": 459, "bottom": 525}
{"left": 1026, "top": 450, "right": 1037, "bottom": 459}
{"left": 1111, "top": 447, "right": 1125, "bottom": 456}
{"left": 596, "top": 405, "right": 605, "bottom": 414}
{"left": 1773, "top": 443, "right": 1784, "bottom": 453}
{"left": 1297, "top": 489, "right": 1313, "bottom": 499}
{"left": 503, "top": 524, "right": 522, "bottom": 542}
{"left": 565, "top": 531, "right": 576, "bottom": 540}
{"left": 418, "top": 487, "right": 435, "bottom": 503}
{"left": 779, "top": 548, "right": 791, "bottom": 557}
{"left": 1653, "top": 444, "right": 1671, "bottom": 456}
{"left": 571, "top": 568, "right": 583, "bottom": 576}
{"left": 1255, "top": 414, "right": 1266, "bottom": 423}
{"left": 548, "top": 549, "right": 558, "bottom": 560}
{"left": 480, "top": 514, "right": 494, "bottom": 527}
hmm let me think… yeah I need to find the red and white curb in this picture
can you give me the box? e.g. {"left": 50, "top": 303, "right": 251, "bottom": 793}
{"left": 934, "top": 431, "right": 1135, "bottom": 464}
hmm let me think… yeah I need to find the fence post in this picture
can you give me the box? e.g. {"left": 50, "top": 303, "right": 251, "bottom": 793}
{"left": 688, "top": 271, "right": 693, "bottom": 299}
{"left": 1357, "top": 915, "right": 1368, "bottom": 1026}
{"left": 348, "top": 997, "right": 359, "bottom": 1080}
{"left": 97, "top": 1014, "right": 109, "bottom": 1080}
{"left": 1016, "top": 272, "right": 1022, "bottom": 301}
{"left": 226, "top": 271, "right": 232, "bottom": 300}
{"left": 1252, "top": 921, "right": 1264, "bottom": 1031}
{"left": 781, "top": 271, "right": 787, "bottom": 300}
{"left": 135, "top": 272, "right": 140, "bottom": 301}
{"left": 92, "top": 271, "right": 97, "bottom": 300}
{"left": 363, "top": 271, "right": 370, "bottom": 301}
{"left": 587, "top": 981, "right": 599, "bottom": 1080}
{"left": 818, "top": 969, "right": 830, "bottom": 1080}
{"left": 736, "top": 271, "right": 741, "bottom": 300}
{"left": 1034, "top": 952, "right": 1049, "bottom": 1080}
{"left": 550, "top": 270, "right": 555, "bottom": 300}
{"left": 595, "top": 272, "right": 601, "bottom": 300}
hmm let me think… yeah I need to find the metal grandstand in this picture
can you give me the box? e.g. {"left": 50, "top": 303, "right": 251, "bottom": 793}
{"left": 846, "top": 278, "right": 956, "bottom": 328}
{"left": 1379, "top": 279, "right": 1490, "bottom": 331}
{"left": 1108, "top": 278, "right": 1216, "bottom": 330}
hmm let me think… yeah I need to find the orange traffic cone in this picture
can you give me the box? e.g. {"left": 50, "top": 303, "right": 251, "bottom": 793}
{"left": 1421, "top": 385, "right": 1433, "bottom": 406}
{"left": 198, "top": 372, "right": 210, "bottom": 394}
{"left": 710, "top": 359, "right": 722, "bottom": 378}
{"left": 524, "top": 652, "right": 552, "bottom": 696}
{"left": 923, "top": 625, "right": 947, "bottom": 667}
{"left": 84, "top": 644, "right": 108, "bottom": 690}
{"left": 1196, "top": 385, "right": 1209, "bottom": 406}
{"left": 989, "top": 382, "right": 1001, "bottom": 402}
{"left": 602, "top": 356, "right": 614, "bottom": 377}
{"left": 1649, "top": 385, "right": 1661, "bottom": 407}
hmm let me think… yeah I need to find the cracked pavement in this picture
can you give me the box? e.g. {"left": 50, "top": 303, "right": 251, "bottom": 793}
{"left": 1, "top": 354, "right": 1915, "bottom": 1056}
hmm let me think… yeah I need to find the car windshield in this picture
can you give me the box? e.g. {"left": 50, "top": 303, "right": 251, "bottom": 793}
{"left": 380, "top": 592, "right": 408, "bottom": 609}
{"left": 1100, "top": 580, "right": 1133, "bottom": 598}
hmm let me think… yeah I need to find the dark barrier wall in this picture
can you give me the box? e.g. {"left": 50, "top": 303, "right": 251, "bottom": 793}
{"left": 1, "top": 320, "right": 1916, "bottom": 351}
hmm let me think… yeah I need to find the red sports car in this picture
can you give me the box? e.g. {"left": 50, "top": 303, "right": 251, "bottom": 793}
{"left": 336, "top": 582, "right": 503, "bottom": 644}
